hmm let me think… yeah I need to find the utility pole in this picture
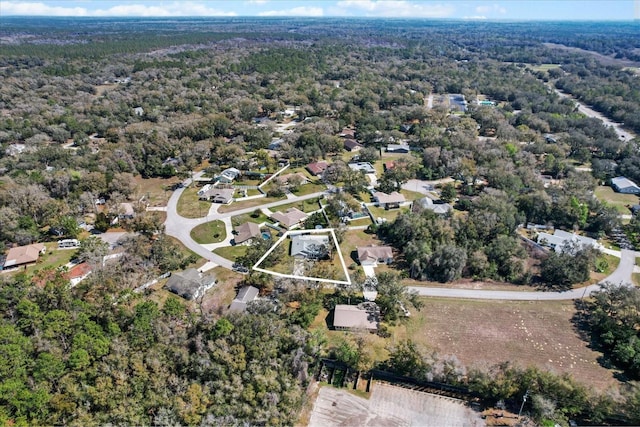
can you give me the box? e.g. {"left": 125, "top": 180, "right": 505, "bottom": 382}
{"left": 518, "top": 389, "right": 530, "bottom": 419}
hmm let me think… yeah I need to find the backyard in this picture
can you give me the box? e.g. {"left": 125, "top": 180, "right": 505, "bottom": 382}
{"left": 213, "top": 245, "right": 248, "bottom": 262}
{"left": 190, "top": 220, "right": 227, "bottom": 244}
{"left": 594, "top": 185, "right": 638, "bottom": 214}
{"left": 272, "top": 197, "right": 323, "bottom": 214}
{"left": 231, "top": 211, "right": 270, "bottom": 226}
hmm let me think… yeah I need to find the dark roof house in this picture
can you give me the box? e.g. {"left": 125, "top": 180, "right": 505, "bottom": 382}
{"left": 344, "top": 139, "right": 363, "bottom": 152}
{"left": 166, "top": 268, "right": 215, "bottom": 300}
{"left": 306, "top": 161, "right": 329, "bottom": 176}
{"left": 229, "top": 286, "right": 259, "bottom": 313}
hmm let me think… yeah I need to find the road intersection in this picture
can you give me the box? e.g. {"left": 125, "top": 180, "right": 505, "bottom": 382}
{"left": 163, "top": 176, "right": 637, "bottom": 300}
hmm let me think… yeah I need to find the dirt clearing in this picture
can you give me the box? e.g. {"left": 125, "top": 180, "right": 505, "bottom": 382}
{"left": 308, "top": 383, "right": 484, "bottom": 427}
{"left": 402, "top": 298, "right": 620, "bottom": 391}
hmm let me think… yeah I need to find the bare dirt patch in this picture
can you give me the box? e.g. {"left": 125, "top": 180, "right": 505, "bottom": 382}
{"left": 402, "top": 298, "right": 620, "bottom": 392}
{"left": 308, "top": 383, "right": 484, "bottom": 427}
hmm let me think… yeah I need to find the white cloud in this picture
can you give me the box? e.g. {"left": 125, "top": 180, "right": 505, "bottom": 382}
{"left": 334, "top": 0, "right": 455, "bottom": 18}
{"left": 246, "top": 0, "right": 268, "bottom": 4}
{"left": 258, "top": 6, "right": 324, "bottom": 16}
{"left": 0, "top": 1, "right": 237, "bottom": 16}
{"left": 475, "top": 4, "right": 507, "bottom": 16}
{"left": 463, "top": 15, "right": 487, "bottom": 20}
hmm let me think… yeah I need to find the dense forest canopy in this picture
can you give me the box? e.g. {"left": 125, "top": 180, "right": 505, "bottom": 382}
{"left": 1, "top": 16, "right": 640, "bottom": 426}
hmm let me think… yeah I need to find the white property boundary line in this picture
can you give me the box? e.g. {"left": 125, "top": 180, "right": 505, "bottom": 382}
{"left": 252, "top": 228, "right": 352, "bottom": 286}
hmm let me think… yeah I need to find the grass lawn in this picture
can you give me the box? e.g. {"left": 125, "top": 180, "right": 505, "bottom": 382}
{"left": 368, "top": 205, "right": 409, "bottom": 223}
{"left": 398, "top": 298, "right": 620, "bottom": 392}
{"left": 594, "top": 186, "right": 638, "bottom": 214}
{"left": 190, "top": 220, "right": 227, "bottom": 244}
{"left": 231, "top": 211, "right": 270, "bottom": 226}
{"left": 399, "top": 188, "right": 424, "bottom": 202}
{"left": 633, "top": 272, "right": 640, "bottom": 286}
{"left": 346, "top": 216, "right": 373, "bottom": 227}
{"left": 290, "top": 182, "right": 326, "bottom": 196}
{"left": 234, "top": 178, "right": 263, "bottom": 186}
{"left": 527, "top": 63, "right": 561, "bottom": 72}
{"left": 22, "top": 243, "right": 76, "bottom": 276}
{"left": 273, "top": 197, "right": 322, "bottom": 214}
{"left": 213, "top": 245, "right": 248, "bottom": 262}
{"left": 217, "top": 195, "right": 286, "bottom": 213}
{"left": 177, "top": 186, "right": 211, "bottom": 218}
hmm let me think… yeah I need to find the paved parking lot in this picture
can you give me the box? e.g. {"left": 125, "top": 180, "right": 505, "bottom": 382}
{"left": 309, "top": 383, "right": 484, "bottom": 427}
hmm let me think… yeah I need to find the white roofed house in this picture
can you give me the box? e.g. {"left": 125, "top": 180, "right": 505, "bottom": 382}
{"left": 200, "top": 188, "right": 235, "bottom": 204}
{"left": 166, "top": 268, "right": 216, "bottom": 300}
{"left": 536, "top": 229, "right": 603, "bottom": 253}
{"left": 333, "top": 303, "right": 379, "bottom": 331}
{"left": 412, "top": 197, "right": 452, "bottom": 215}
{"left": 217, "top": 167, "right": 241, "bottom": 184}
{"left": 357, "top": 246, "right": 393, "bottom": 267}
{"left": 290, "top": 234, "right": 330, "bottom": 259}
{"left": 611, "top": 176, "right": 640, "bottom": 194}
{"left": 229, "top": 285, "right": 259, "bottom": 313}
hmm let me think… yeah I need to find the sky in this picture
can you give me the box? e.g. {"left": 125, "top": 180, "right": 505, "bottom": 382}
{"left": 0, "top": 0, "right": 637, "bottom": 20}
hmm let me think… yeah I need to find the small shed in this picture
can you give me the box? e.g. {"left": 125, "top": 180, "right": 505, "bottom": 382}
{"left": 229, "top": 286, "right": 259, "bottom": 313}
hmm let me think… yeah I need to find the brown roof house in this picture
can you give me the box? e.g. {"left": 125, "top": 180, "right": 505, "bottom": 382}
{"left": 344, "top": 139, "right": 363, "bottom": 152}
{"left": 276, "top": 172, "right": 309, "bottom": 186}
{"left": 357, "top": 246, "right": 393, "bottom": 267}
{"left": 339, "top": 128, "right": 356, "bottom": 138}
{"left": 234, "top": 222, "right": 261, "bottom": 245}
{"left": 166, "top": 268, "right": 216, "bottom": 300}
{"left": 306, "top": 161, "right": 329, "bottom": 176}
{"left": 271, "top": 207, "right": 308, "bottom": 229}
{"left": 333, "top": 303, "right": 379, "bottom": 331}
{"left": 373, "top": 191, "right": 406, "bottom": 209}
{"left": 3, "top": 243, "right": 46, "bottom": 269}
{"left": 229, "top": 285, "right": 259, "bottom": 313}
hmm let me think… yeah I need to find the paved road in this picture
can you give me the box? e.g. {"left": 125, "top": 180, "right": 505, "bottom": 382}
{"left": 549, "top": 84, "right": 636, "bottom": 141}
{"left": 163, "top": 176, "right": 325, "bottom": 270}
{"left": 164, "top": 175, "right": 638, "bottom": 301}
{"left": 408, "top": 249, "right": 637, "bottom": 301}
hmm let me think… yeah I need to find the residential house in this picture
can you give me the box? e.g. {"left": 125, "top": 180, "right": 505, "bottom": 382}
{"left": 412, "top": 197, "right": 452, "bottom": 215}
{"left": 386, "top": 143, "right": 410, "bottom": 153}
{"left": 234, "top": 222, "right": 261, "bottom": 245}
{"left": 3, "top": 243, "right": 46, "bottom": 269}
{"left": 229, "top": 286, "right": 259, "bottom": 313}
{"left": 166, "top": 268, "right": 216, "bottom": 300}
{"left": 133, "top": 106, "right": 144, "bottom": 116}
{"left": 67, "top": 262, "right": 92, "bottom": 287}
{"left": 373, "top": 191, "right": 406, "bottom": 209}
{"left": 306, "top": 161, "right": 329, "bottom": 176}
{"left": 290, "top": 234, "right": 330, "bottom": 259}
{"left": 611, "top": 176, "right": 640, "bottom": 194}
{"left": 348, "top": 162, "right": 376, "bottom": 174}
{"left": 339, "top": 128, "right": 356, "bottom": 139}
{"left": 357, "top": 246, "right": 393, "bottom": 267}
{"left": 333, "top": 303, "right": 379, "bottom": 331}
{"left": 271, "top": 207, "right": 308, "bottom": 228}
{"left": 217, "top": 167, "right": 241, "bottom": 184}
{"left": 276, "top": 172, "right": 309, "bottom": 186}
{"left": 344, "top": 139, "right": 363, "bottom": 152}
{"left": 200, "top": 188, "right": 235, "bottom": 204}
{"left": 536, "top": 229, "right": 602, "bottom": 253}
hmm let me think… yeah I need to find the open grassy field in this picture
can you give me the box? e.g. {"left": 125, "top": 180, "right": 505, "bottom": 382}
{"left": 190, "top": 220, "right": 226, "bottom": 244}
{"left": 217, "top": 194, "right": 286, "bottom": 213}
{"left": 231, "top": 211, "right": 270, "bottom": 226}
{"left": 397, "top": 298, "right": 620, "bottom": 391}
{"left": 213, "top": 245, "right": 248, "bottom": 262}
{"left": 290, "top": 182, "right": 326, "bottom": 196}
{"left": 134, "top": 176, "right": 180, "bottom": 207}
{"left": 272, "top": 197, "right": 322, "bottom": 214}
{"left": 594, "top": 185, "right": 638, "bottom": 214}
{"left": 177, "top": 186, "right": 212, "bottom": 218}
{"left": 368, "top": 205, "right": 409, "bottom": 223}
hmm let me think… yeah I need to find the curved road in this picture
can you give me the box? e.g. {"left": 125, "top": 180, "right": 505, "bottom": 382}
{"left": 165, "top": 177, "right": 637, "bottom": 301}
{"left": 164, "top": 175, "right": 325, "bottom": 270}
